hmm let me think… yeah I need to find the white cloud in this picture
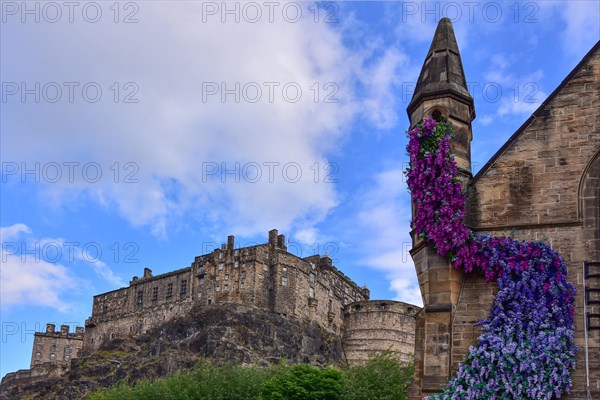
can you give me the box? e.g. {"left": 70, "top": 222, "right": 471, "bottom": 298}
{"left": 561, "top": 2, "right": 600, "bottom": 56}
{"left": 1, "top": 225, "right": 77, "bottom": 312}
{"left": 352, "top": 168, "right": 423, "bottom": 306}
{"left": 0, "top": 224, "right": 125, "bottom": 311}
{"left": 294, "top": 227, "right": 319, "bottom": 245}
{"left": 538, "top": 1, "right": 600, "bottom": 57}
{"left": 89, "top": 261, "right": 126, "bottom": 288}
{"left": 1, "top": 255, "right": 75, "bottom": 313}
{"left": 0, "top": 224, "right": 31, "bottom": 241}
{"left": 392, "top": 4, "right": 438, "bottom": 45}
{"left": 483, "top": 54, "right": 548, "bottom": 118}
{"left": 2, "top": 3, "right": 408, "bottom": 238}
{"left": 359, "top": 47, "right": 409, "bottom": 129}
{"left": 390, "top": 277, "right": 424, "bottom": 306}
{"left": 64, "top": 242, "right": 126, "bottom": 288}
{"left": 478, "top": 115, "right": 494, "bottom": 126}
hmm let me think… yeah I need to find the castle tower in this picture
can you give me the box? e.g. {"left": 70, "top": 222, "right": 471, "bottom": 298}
{"left": 406, "top": 18, "right": 475, "bottom": 398}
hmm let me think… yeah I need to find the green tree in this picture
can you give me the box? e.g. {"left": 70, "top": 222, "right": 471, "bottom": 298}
{"left": 87, "top": 360, "right": 271, "bottom": 400}
{"left": 261, "top": 364, "right": 344, "bottom": 400}
{"left": 341, "top": 350, "right": 413, "bottom": 400}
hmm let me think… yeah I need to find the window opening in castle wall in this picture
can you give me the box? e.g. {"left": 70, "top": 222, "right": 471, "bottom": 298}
{"left": 136, "top": 290, "right": 143, "bottom": 306}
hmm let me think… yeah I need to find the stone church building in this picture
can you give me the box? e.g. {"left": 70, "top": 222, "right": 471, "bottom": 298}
{"left": 407, "top": 18, "right": 599, "bottom": 399}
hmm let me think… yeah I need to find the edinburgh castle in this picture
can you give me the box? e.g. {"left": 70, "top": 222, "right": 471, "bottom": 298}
{"left": 1, "top": 230, "right": 420, "bottom": 398}
{"left": 1, "top": 15, "right": 599, "bottom": 400}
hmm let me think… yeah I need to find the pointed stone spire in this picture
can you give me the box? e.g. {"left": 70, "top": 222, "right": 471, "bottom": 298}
{"left": 407, "top": 17, "right": 473, "bottom": 116}
{"left": 405, "top": 19, "right": 476, "bottom": 399}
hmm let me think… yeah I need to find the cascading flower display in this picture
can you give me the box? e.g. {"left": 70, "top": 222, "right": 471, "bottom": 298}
{"left": 406, "top": 118, "right": 577, "bottom": 399}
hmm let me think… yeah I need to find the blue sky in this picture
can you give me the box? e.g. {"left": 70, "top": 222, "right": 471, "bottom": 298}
{"left": 1, "top": 0, "right": 599, "bottom": 377}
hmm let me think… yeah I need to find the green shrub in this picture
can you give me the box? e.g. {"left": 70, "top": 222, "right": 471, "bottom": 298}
{"left": 87, "top": 361, "right": 272, "bottom": 400}
{"left": 261, "top": 364, "right": 344, "bottom": 400}
{"left": 87, "top": 352, "right": 413, "bottom": 400}
{"left": 341, "top": 350, "right": 414, "bottom": 400}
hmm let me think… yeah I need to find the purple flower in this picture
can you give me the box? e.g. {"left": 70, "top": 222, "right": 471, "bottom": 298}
{"left": 407, "top": 119, "right": 577, "bottom": 400}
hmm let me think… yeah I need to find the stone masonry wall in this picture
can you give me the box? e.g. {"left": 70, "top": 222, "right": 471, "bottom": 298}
{"left": 469, "top": 46, "right": 599, "bottom": 230}
{"left": 2, "top": 325, "right": 83, "bottom": 393}
{"left": 84, "top": 267, "right": 193, "bottom": 350}
{"left": 462, "top": 44, "right": 600, "bottom": 399}
{"left": 343, "top": 300, "right": 420, "bottom": 364}
{"left": 30, "top": 324, "right": 84, "bottom": 368}
{"left": 0, "top": 363, "right": 68, "bottom": 388}
{"left": 84, "top": 230, "right": 373, "bottom": 351}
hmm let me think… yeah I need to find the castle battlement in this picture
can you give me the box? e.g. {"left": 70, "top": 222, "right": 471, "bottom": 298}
{"left": 344, "top": 300, "right": 418, "bottom": 317}
{"left": 28, "top": 324, "right": 85, "bottom": 371}
{"left": 83, "top": 229, "right": 391, "bottom": 352}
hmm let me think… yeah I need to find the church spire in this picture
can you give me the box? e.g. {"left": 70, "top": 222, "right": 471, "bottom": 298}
{"left": 405, "top": 17, "right": 476, "bottom": 399}
{"left": 407, "top": 17, "right": 474, "bottom": 117}
{"left": 405, "top": 17, "right": 475, "bottom": 176}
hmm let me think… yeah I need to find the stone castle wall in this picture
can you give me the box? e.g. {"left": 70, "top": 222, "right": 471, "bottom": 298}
{"left": 30, "top": 324, "right": 84, "bottom": 368}
{"left": 1, "top": 324, "right": 84, "bottom": 391}
{"left": 1, "top": 363, "right": 68, "bottom": 388}
{"left": 343, "top": 300, "right": 419, "bottom": 364}
{"left": 84, "top": 266, "right": 193, "bottom": 350}
{"left": 82, "top": 229, "right": 407, "bottom": 358}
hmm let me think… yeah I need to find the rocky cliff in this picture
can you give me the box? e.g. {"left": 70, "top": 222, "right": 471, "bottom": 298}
{"left": 0, "top": 304, "right": 344, "bottom": 400}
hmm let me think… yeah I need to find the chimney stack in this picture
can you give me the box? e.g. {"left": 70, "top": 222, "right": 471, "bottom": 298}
{"left": 268, "top": 229, "right": 278, "bottom": 248}
{"left": 277, "top": 234, "right": 286, "bottom": 250}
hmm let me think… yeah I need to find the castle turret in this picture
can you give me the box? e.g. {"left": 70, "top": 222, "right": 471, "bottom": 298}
{"left": 406, "top": 18, "right": 475, "bottom": 399}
